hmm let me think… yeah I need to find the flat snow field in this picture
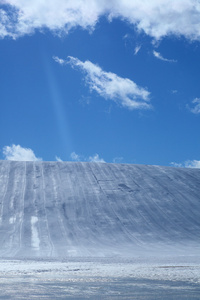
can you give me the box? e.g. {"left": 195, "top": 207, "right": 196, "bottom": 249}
{"left": 0, "top": 257, "right": 200, "bottom": 299}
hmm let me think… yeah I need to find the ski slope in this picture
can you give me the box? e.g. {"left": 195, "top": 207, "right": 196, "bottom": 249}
{"left": 0, "top": 161, "right": 199, "bottom": 258}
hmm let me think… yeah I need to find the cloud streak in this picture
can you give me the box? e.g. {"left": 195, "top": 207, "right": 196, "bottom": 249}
{"left": 134, "top": 45, "right": 141, "bottom": 55}
{"left": 55, "top": 156, "right": 63, "bottom": 162}
{"left": 54, "top": 55, "right": 151, "bottom": 110}
{"left": 1, "top": 1, "right": 200, "bottom": 41}
{"left": 3, "top": 144, "right": 42, "bottom": 161}
{"left": 153, "top": 51, "right": 177, "bottom": 62}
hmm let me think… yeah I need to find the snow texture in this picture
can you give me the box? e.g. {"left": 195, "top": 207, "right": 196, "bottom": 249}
{"left": 0, "top": 161, "right": 200, "bottom": 258}
{"left": 0, "top": 257, "right": 199, "bottom": 299}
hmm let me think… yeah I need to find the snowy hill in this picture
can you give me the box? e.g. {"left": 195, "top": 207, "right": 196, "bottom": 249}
{"left": 0, "top": 161, "right": 200, "bottom": 258}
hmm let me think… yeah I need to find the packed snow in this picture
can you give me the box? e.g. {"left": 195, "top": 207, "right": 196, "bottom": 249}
{"left": 0, "top": 161, "right": 200, "bottom": 298}
{"left": 0, "top": 161, "right": 199, "bottom": 258}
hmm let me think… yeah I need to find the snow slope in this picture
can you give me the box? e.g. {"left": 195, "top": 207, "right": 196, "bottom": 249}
{"left": 0, "top": 161, "right": 199, "bottom": 258}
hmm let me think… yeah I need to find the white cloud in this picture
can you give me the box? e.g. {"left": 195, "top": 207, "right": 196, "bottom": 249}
{"left": 53, "top": 56, "right": 65, "bottom": 65}
{"left": 70, "top": 152, "right": 81, "bottom": 161}
{"left": 188, "top": 98, "right": 200, "bottom": 114}
{"left": 70, "top": 152, "right": 105, "bottom": 163}
{"left": 89, "top": 154, "right": 105, "bottom": 163}
{"left": 55, "top": 156, "right": 63, "bottom": 162}
{"left": 171, "top": 160, "right": 200, "bottom": 168}
{"left": 0, "top": 0, "right": 108, "bottom": 38}
{"left": 184, "top": 160, "right": 200, "bottom": 168}
{"left": 1, "top": 1, "right": 200, "bottom": 41}
{"left": 3, "top": 144, "right": 42, "bottom": 161}
{"left": 134, "top": 45, "right": 141, "bottom": 55}
{"left": 153, "top": 50, "right": 177, "bottom": 62}
{"left": 54, "top": 55, "right": 151, "bottom": 110}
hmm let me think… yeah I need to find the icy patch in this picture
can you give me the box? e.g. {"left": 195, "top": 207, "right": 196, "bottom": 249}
{"left": 31, "top": 216, "right": 40, "bottom": 250}
{"left": 0, "top": 257, "right": 199, "bottom": 282}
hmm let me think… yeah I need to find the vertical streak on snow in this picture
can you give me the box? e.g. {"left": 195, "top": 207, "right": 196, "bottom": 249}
{"left": 31, "top": 161, "right": 41, "bottom": 251}
{"left": 55, "top": 163, "right": 78, "bottom": 253}
{"left": 50, "top": 165, "right": 68, "bottom": 244}
{"left": 31, "top": 216, "right": 40, "bottom": 250}
{"left": 0, "top": 161, "right": 10, "bottom": 225}
{"left": 0, "top": 161, "right": 200, "bottom": 257}
{"left": 19, "top": 161, "right": 26, "bottom": 253}
{"left": 41, "top": 163, "right": 54, "bottom": 256}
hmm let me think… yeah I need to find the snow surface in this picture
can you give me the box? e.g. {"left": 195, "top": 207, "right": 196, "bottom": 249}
{"left": 0, "top": 161, "right": 200, "bottom": 298}
{"left": 0, "top": 160, "right": 199, "bottom": 258}
{"left": 0, "top": 258, "right": 200, "bottom": 299}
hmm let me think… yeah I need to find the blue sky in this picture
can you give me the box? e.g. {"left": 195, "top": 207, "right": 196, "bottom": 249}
{"left": 0, "top": 0, "right": 200, "bottom": 167}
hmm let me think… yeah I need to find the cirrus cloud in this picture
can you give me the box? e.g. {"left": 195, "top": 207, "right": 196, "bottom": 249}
{"left": 153, "top": 50, "right": 177, "bottom": 62}
{"left": 134, "top": 45, "right": 141, "bottom": 55}
{"left": 54, "top": 55, "right": 151, "bottom": 110}
{"left": 1, "top": 1, "right": 200, "bottom": 41}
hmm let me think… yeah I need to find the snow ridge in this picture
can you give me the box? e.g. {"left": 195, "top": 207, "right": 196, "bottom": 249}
{"left": 0, "top": 161, "right": 199, "bottom": 258}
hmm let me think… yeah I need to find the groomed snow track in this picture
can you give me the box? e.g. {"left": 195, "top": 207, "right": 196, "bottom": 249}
{"left": 0, "top": 161, "right": 199, "bottom": 258}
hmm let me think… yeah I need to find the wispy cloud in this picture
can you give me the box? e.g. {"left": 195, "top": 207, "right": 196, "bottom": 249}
{"left": 54, "top": 56, "right": 151, "bottom": 110}
{"left": 153, "top": 51, "right": 177, "bottom": 62}
{"left": 170, "top": 162, "right": 183, "bottom": 168}
{"left": 171, "top": 160, "right": 200, "bottom": 168}
{"left": 70, "top": 152, "right": 105, "bottom": 163}
{"left": 53, "top": 56, "right": 65, "bottom": 65}
{"left": 55, "top": 156, "right": 63, "bottom": 162}
{"left": 1, "top": 1, "right": 200, "bottom": 41}
{"left": 70, "top": 152, "right": 81, "bottom": 162}
{"left": 171, "top": 90, "right": 178, "bottom": 94}
{"left": 134, "top": 45, "right": 141, "bottom": 55}
{"left": 187, "top": 98, "right": 200, "bottom": 114}
{"left": 3, "top": 144, "right": 42, "bottom": 161}
{"left": 89, "top": 154, "right": 105, "bottom": 163}
{"left": 113, "top": 157, "right": 124, "bottom": 163}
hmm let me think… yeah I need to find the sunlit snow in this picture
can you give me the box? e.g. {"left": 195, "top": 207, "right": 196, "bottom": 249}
{"left": 0, "top": 161, "right": 199, "bottom": 298}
